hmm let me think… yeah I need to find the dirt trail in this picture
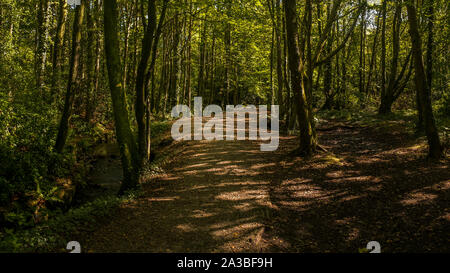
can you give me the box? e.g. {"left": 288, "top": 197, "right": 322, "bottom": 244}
{"left": 80, "top": 138, "right": 279, "bottom": 252}
{"left": 76, "top": 120, "right": 449, "bottom": 253}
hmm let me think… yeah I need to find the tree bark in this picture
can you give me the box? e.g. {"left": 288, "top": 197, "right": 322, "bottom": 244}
{"left": 104, "top": 0, "right": 140, "bottom": 193}
{"left": 55, "top": 0, "right": 85, "bottom": 153}
{"left": 135, "top": 0, "right": 157, "bottom": 165}
{"left": 379, "top": 0, "right": 387, "bottom": 113}
{"left": 406, "top": 1, "right": 442, "bottom": 159}
{"left": 379, "top": 1, "right": 401, "bottom": 114}
{"left": 50, "top": 0, "right": 68, "bottom": 99}
{"left": 365, "top": 5, "right": 381, "bottom": 97}
{"left": 35, "top": 0, "right": 50, "bottom": 91}
{"left": 284, "top": 0, "right": 317, "bottom": 156}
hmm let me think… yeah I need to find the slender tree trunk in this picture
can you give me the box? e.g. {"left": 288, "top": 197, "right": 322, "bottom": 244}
{"left": 122, "top": 2, "right": 135, "bottom": 93}
{"left": 380, "top": 0, "right": 387, "bottom": 112}
{"left": 35, "top": 0, "right": 49, "bottom": 90}
{"left": 198, "top": 16, "right": 207, "bottom": 100}
{"left": 51, "top": 0, "right": 68, "bottom": 99}
{"left": 91, "top": 0, "right": 102, "bottom": 122}
{"left": 225, "top": 0, "right": 232, "bottom": 106}
{"left": 148, "top": 0, "right": 168, "bottom": 113}
{"left": 359, "top": 3, "right": 366, "bottom": 95}
{"left": 379, "top": 1, "right": 401, "bottom": 114}
{"left": 406, "top": 1, "right": 442, "bottom": 159}
{"left": 270, "top": 27, "right": 275, "bottom": 105}
{"left": 275, "top": 0, "right": 284, "bottom": 113}
{"left": 85, "top": 0, "right": 97, "bottom": 123}
{"left": 55, "top": 0, "right": 85, "bottom": 153}
{"left": 209, "top": 34, "right": 216, "bottom": 104}
{"left": 365, "top": 5, "right": 381, "bottom": 97}
{"left": 322, "top": 32, "right": 333, "bottom": 109}
{"left": 135, "top": 0, "right": 156, "bottom": 165}
{"left": 171, "top": 12, "right": 182, "bottom": 108}
{"left": 283, "top": 6, "right": 293, "bottom": 130}
{"left": 187, "top": 0, "right": 193, "bottom": 108}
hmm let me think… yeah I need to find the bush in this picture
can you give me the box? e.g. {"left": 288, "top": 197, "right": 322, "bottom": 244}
{"left": 0, "top": 93, "right": 74, "bottom": 227}
{"left": 0, "top": 194, "right": 131, "bottom": 252}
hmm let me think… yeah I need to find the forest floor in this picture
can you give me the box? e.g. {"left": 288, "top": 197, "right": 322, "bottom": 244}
{"left": 74, "top": 117, "right": 449, "bottom": 253}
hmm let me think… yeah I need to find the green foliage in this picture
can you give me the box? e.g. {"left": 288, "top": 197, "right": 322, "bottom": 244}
{"left": 0, "top": 92, "right": 74, "bottom": 207}
{"left": 436, "top": 90, "right": 450, "bottom": 118}
{"left": 150, "top": 121, "right": 172, "bottom": 139}
{"left": 0, "top": 193, "right": 135, "bottom": 252}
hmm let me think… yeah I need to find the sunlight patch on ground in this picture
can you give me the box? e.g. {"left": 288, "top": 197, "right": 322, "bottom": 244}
{"left": 215, "top": 189, "right": 268, "bottom": 201}
{"left": 175, "top": 163, "right": 210, "bottom": 170}
{"left": 249, "top": 163, "right": 277, "bottom": 169}
{"left": 288, "top": 185, "right": 325, "bottom": 199}
{"left": 159, "top": 175, "right": 182, "bottom": 181}
{"left": 400, "top": 191, "right": 438, "bottom": 206}
{"left": 319, "top": 153, "right": 345, "bottom": 166}
{"left": 339, "top": 194, "right": 367, "bottom": 202}
{"left": 233, "top": 202, "right": 254, "bottom": 212}
{"left": 407, "top": 143, "right": 427, "bottom": 150}
{"left": 433, "top": 180, "right": 450, "bottom": 190}
{"left": 176, "top": 224, "right": 197, "bottom": 232}
{"left": 278, "top": 200, "right": 310, "bottom": 210}
{"left": 191, "top": 209, "right": 216, "bottom": 219}
{"left": 326, "top": 175, "right": 377, "bottom": 184}
{"left": 146, "top": 196, "right": 179, "bottom": 202}
{"left": 281, "top": 178, "right": 313, "bottom": 185}
{"left": 209, "top": 217, "right": 256, "bottom": 231}
{"left": 211, "top": 222, "right": 263, "bottom": 240}
{"left": 217, "top": 227, "right": 271, "bottom": 252}
{"left": 215, "top": 181, "right": 270, "bottom": 187}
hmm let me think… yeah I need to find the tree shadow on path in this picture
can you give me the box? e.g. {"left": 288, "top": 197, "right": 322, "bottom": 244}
{"left": 77, "top": 119, "right": 449, "bottom": 253}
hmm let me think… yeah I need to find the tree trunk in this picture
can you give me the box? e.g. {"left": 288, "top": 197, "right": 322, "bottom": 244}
{"left": 50, "top": 0, "right": 68, "bottom": 99}
{"left": 365, "top": 5, "right": 381, "bottom": 97}
{"left": 419, "top": 0, "right": 435, "bottom": 131}
{"left": 359, "top": 3, "right": 366, "bottom": 96}
{"left": 379, "top": 0, "right": 387, "bottom": 112}
{"left": 198, "top": 15, "right": 207, "bottom": 100}
{"left": 275, "top": 0, "right": 284, "bottom": 113}
{"left": 135, "top": 0, "right": 157, "bottom": 165}
{"left": 55, "top": 0, "right": 85, "bottom": 153}
{"left": 284, "top": 0, "right": 317, "bottom": 156}
{"left": 270, "top": 27, "right": 275, "bottom": 105}
{"left": 104, "top": 0, "right": 140, "bottom": 193}
{"left": 225, "top": 0, "right": 232, "bottom": 106}
{"left": 406, "top": 1, "right": 442, "bottom": 159}
{"left": 35, "top": 0, "right": 49, "bottom": 90}
{"left": 187, "top": 0, "right": 193, "bottom": 108}
{"left": 85, "top": 0, "right": 97, "bottom": 123}
{"left": 379, "top": 1, "right": 401, "bottom": 114}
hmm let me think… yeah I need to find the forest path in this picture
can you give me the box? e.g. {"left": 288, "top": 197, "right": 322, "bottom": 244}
{"left": 77, "top": 119, "right": 449, "bottom": 253}
{"left": 80, "top": 136, "right": 281, "bottom": 252}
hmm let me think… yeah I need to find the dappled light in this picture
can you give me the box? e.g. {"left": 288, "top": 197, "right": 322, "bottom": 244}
{"left": 0, "top": 0, "right": 448, "bottom": 255}
{"left": 75, "top": 117, "right": 449, "bottom": 253}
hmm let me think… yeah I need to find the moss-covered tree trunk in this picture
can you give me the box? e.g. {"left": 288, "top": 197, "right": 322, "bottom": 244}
{"left": 406, "top": 1, "right": 442, "bottom": 159}
{"left": 283, "top": 0, "right": 317, "bottom": 156}
{"left": 104, "top": 0, "right": 140, "bottom": 193}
